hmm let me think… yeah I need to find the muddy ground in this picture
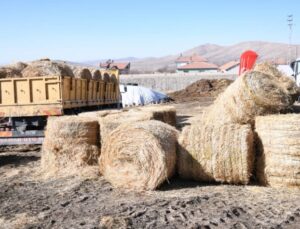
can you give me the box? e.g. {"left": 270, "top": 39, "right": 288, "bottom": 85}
{"left": 1, "top": 100, "right": 300, "bottom": 229}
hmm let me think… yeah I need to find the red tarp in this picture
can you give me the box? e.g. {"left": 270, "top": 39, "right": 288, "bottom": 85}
{"left": 239, "top": 50, "right": 258, "bottom": 75}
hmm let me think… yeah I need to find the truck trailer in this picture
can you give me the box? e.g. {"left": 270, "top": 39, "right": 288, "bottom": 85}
{"left": 0, "top": 70, "right": 120, "bottom": 145}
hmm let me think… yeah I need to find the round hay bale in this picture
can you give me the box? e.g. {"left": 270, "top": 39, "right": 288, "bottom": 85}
{"left": 254, "top": 62, "right": 282, "bottom": 78}
{"left": 103, "top": 73, "right": 110, "bottom": 82}
{"left": 73, "top": 68, "right": 92, "bottom": 79}
{"left": 202, "top": 64, "right": 300, "bottom": 126}
{"left": 99, "top": 111, "right": 154, "bottom": 145}
{"left": 97, "top": 107, "right": 176, "bottom": 146}
{"left": 41, "top": 116, "right": 100, "bottom": 178}
{"left": 0, "top": 67, "right": 22, "bottom": 78}
{"left": 137, "top": 105, "right": 177, "bottom": 127}
{"left": 22, "top": 61, "right": 74, "bottom": 77}
{"left": 110, "top": 74, "right": 118, "bottom": 83}
{"left": 256, "top": 114, "right": 300, "bottom": 189}
{"left": 99, "top": 120, "right": 178, "bottom": 191}
{"left": 178, "top": 119, "right": 254, "bottom": 184}
{"left": 91, "top": 69, "right": 101, "bottom": 80}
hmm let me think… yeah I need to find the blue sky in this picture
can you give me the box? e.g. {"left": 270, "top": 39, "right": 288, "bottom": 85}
{"left": 0, "top": 0, "right": 299, "bottom": 64}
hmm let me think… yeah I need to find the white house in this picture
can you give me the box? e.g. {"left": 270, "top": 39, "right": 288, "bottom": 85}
{"left": 220, "top": 60, "right": 240, "bottom": 74}
{"left": 175, "top": 54, "right": 219, "bottom": 73}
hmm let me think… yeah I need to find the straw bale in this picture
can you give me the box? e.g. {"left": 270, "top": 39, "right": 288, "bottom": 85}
{"left": 99, "top": 111, "right": 154, "bottom": 145}
{"left": 136, "top": 105, "right": 177, "bottom": 127}
{"left": 73, "top": 67, "right": 92, "bottom": 79}
{"left": 99, "top": 120, "right": 178, "bottom": 191}
{"left": 22, "top": 60, "right": 74, "bottom": 77}
{"left": 178, "top": 119, "right": 254, "bottom": 184}
{"left": 91, "top": 69, "right": 102, "bottom": 80}
{"left": 0, "top": 67, "right": 22, "bottom": 78}
{"left": 9, "top": 62, "right": 28, "bottom": 72}
{"left": 41, "top": 116, "right": 100, "bottom": 178}
{"left": 254, "top": 62, "right": 282, "bottom": 78}
{"left": 202, "top": 63, "right": 300, "bottom": 126}
{"left": 98, "top": 105, "right": 176, "bottom": 145}
{"left": 256, "top": 114, "right": 300, "bottom": 189}
{"left": 110, "top": 74, "right": 118, "bottom": 83}
{"left": 103, "top": 73, "right": 110, "bottom": 82}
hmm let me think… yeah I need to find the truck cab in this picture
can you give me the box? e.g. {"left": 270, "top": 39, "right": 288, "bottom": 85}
{"left": 291, "top": 58, "right": 300, "bottom": 86}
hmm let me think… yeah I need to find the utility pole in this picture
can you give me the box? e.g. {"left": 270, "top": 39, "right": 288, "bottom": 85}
{"left": 287, "top": 14, "right": 294, "bottom": 64}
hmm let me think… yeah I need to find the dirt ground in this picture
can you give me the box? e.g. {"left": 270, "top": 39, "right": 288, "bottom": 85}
{"left": 168, "top": 79, "right": 233, "bottom": 103}
{"left": 1, "top": 100, "right": 300, "bottom": 229}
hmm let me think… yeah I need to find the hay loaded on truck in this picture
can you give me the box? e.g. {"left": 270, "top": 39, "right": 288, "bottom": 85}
{"left": 0, "top": 69, "right": 120, "bottom": 145}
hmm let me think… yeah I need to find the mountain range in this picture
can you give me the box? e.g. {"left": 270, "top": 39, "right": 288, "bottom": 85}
{"left": 82, "top": 41, "right": 300, "bottom": 73}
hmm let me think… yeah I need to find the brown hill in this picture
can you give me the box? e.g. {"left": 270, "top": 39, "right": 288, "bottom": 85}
{"left": 130, "top": 41, "right": 300, "bottom": 73}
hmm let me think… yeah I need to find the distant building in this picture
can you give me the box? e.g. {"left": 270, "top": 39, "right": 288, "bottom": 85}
{"left": 100, "top": 60, "right": 131, "bottom": 74}
{"left": 175, "top": 54, "right": 218, "bottom": 73}
{"left": 220, "top": 60, "right": 240, "bottom": 74}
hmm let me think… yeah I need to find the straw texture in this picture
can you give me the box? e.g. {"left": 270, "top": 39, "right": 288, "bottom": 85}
{"left": 178, "top": 119, "right": 254, "bottom": 184}
{"left": 73, "top": 67, "right": 92, "bottom": 79}
{"left": 22, "top": 60, "right": 74, "bottom": 77}
{"left": 256, "top": 114, "right": 300, "bottom": 189}
{"left": 99, "top": 120, "right": 178, "bottom": 191}
{"left": 41, "top": 116, "right": 100, "bottom": 178}
{"left": 202, "top": 63, "right": 299, "bottom": 126}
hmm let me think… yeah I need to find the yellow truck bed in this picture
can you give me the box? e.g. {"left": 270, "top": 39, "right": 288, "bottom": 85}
{"left": 0, "top": 71, "right": 120, "bottom": 117}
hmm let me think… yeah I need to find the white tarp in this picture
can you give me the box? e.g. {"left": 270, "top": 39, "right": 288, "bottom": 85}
{"left": 120, "top": 85, "right": 168, "bottom": 107}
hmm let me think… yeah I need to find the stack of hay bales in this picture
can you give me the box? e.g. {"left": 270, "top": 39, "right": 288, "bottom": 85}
{"left": 99, "top": 120, "right": 178, "bottom": 191}
{"left": 0, "top": 59, "right": 104, "bottom": 79}
{"left": 100, "top": 105, "right": 176, "bottom": 144}
{"left": 22, "top": 60, "right": 74, "bottom": 78}
{"left": 256, "top": 114, "right": 300, "bottom": 189}
{"left": 178, "top": 63, "right": 299, "bottom": 184}
{"left": 201, "top": 63, "right": 299, "bottom": 126}
{"left": 41, "top": 116, "right": 100, "bottom": 178}
{"left": 79, "top": 105, "right": 177, "bottom": 146}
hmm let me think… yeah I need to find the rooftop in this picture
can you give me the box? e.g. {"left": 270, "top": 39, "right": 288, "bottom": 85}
{"left": 220, "top": 60, "right": 240, "bottom": 71}
{"left": 177, "top": 62, "right": 218, "bottom": 70}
